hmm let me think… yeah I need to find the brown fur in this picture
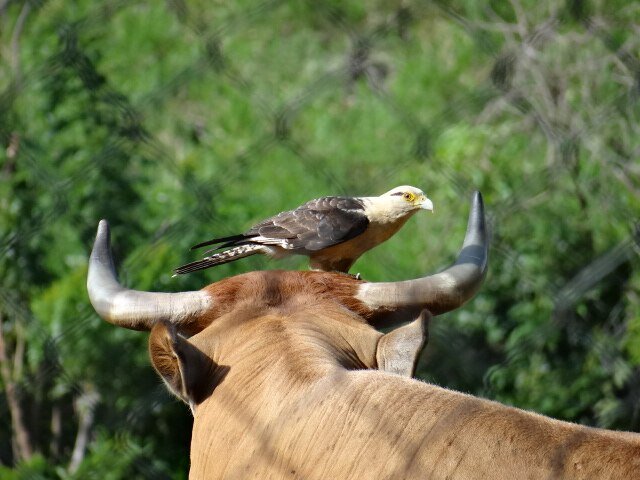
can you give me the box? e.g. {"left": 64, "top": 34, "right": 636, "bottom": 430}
{"left": 143, "top": 271, "right": 640, "bottom": 479}
{"left": 182, "top": 270, "right": 370, "bottom": 336}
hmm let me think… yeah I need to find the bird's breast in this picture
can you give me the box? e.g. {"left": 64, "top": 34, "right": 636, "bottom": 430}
{"left": 309, "top": 215, "right": 413, "bottom": 272}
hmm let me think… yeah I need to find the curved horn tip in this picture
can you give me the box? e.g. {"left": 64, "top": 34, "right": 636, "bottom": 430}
{"left": 97, "top": 219, "right": 110, "bottom": 234}
{"left": 90, "top": 219, "right": 115, "bottom": 266}
{"left": 88, "top": 219, "right": 118, "bottom": 295}
{"left": 469, "top": 190, "right": 485, "bottom": 229}
{"left": 95, "top": 219, "right": 110, "bottom": 245}
{"left": 93, "top": 219, "right": 109, "bottom": 245}
{"left": 460, "top": 190, "right": 488, "bottom": 252}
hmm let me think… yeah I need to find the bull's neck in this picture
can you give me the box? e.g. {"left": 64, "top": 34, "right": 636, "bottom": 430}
{"left": 309, "top": 373, "right": 640, "bottom": 479}
{"left": 227, "top": 324, "right": 375, "bottom": 385}
{"left": 204, "top": 319, "right": 379, "bottom": 426}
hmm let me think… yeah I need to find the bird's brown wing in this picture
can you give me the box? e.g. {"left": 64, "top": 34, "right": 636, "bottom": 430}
{"left": 246, "top": 196, "right": 369, "bottom": 251}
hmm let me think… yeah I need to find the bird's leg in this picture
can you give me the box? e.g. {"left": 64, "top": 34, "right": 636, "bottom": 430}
{"left": 309, "top": 265, "right": 362, "bottom": 281}
{"left": 338, "top": 271, "right": 362, "bottom": 281}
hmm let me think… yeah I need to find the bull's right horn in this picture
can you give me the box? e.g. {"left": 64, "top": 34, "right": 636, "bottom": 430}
{"left": 356, "top": 191, "right": 488, "bottom": 325}
{"left": 87, "top": 220, "right": 212, "bottom": 331}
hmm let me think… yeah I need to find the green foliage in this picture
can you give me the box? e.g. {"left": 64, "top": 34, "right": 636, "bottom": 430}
{"left": 1, "top": 0, "right": 639, "bottom": 476}
{"left": 0, "top": 455, "right": 54, "bottom": 480}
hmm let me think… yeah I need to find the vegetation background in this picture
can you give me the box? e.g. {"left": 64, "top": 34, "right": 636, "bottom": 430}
{"left": 1, "top": 0, "right": 639, "bottom": 477}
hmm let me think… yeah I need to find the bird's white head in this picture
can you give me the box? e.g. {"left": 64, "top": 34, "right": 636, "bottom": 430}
{"left": 380, "top": 185, "right": 434, "bottom": 213}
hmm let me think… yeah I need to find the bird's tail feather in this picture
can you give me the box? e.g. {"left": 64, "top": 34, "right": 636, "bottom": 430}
{"left": 174, "top": 245, "right": 263, "bottom": 275}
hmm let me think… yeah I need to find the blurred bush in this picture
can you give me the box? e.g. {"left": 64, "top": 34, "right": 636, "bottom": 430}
{"left": 1, "top": 0, "right": 639, "bottom": 477}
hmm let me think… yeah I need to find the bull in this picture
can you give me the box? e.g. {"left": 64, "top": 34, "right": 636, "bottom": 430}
{"left": 87, "top": 192, "right": 640, "bottom": 479}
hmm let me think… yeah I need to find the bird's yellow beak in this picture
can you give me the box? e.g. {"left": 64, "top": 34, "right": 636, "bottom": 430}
{"left": 419, "top": 196, "right": 434, "bottom": 212}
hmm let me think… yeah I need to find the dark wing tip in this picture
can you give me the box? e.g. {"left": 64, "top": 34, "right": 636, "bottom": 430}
{"left": 190, "top": 241, "right": 213, "bottom": 251}
{"left": 190, "top": 233, "right": 252, "bottom": 251}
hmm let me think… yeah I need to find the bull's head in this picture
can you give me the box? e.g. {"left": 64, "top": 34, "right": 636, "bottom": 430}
{"left": 87, "top": 192, "right": 488, "bottom": 406}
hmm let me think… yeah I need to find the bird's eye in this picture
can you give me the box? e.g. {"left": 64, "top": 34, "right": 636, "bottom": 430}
{"left": 403, "top": 192, "right": 415, "bottom": 202}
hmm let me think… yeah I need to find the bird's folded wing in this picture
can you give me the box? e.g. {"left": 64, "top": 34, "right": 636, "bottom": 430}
{"left": 248, "top": 196, "right": 369, "bottom": 251}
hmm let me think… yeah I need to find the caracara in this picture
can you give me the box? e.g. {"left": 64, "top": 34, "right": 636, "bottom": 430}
{"left": 174, "top": 186, "right": 433, "bottom": 275}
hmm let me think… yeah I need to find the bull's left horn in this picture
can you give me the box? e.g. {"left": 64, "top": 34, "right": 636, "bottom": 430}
{"left": 356, "top": 191, "right": 488, "bottom": 323}
{"left": 87, "top": 220, "right": 212, "bottom": 331}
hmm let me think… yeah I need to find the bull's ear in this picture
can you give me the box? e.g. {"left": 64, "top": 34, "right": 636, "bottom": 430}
{"left": 376, "top": 309, "right": 430, "bottom": 377}
{"left": 149, "top": 322, "right": 216, "bottom": 407}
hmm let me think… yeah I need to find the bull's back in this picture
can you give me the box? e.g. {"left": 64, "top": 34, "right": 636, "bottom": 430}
{"left": 189, "top": 370, "right": 640, "bottom": 479}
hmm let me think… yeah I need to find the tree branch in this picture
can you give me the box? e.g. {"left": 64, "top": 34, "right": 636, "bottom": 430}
{"left": 0, "top": 0, "right": 11, "bottom": 17}
{"left": 0, "top": 313, "right": 33, "bottom": 463}
{"left": 50, "top": 402, "right": 62, "bottom": 460}
{"left": 68, "top": 388, "right": 100, "bottom": 474}
{"left": 10, "top": 0, "right": 32, "bottom": 85}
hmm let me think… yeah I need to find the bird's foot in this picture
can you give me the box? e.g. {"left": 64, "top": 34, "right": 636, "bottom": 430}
{"left": 309, "top": 267, "right": 362, "bottom": 280}
{"left": 340, "top": 272, "right": 361, "bottom": 280}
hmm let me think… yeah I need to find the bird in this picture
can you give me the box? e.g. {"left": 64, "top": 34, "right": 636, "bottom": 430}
{"left": 174, "top": 185, "right": 433, "bottom": 275}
